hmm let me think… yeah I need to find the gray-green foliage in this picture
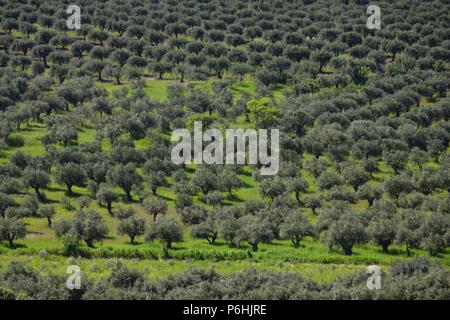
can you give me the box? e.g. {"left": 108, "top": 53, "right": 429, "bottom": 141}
{"left": 145, "top": 215, "right": 183, "bottom": 249}
{"left": 117, "top": 215, "right": 145, "bottom": 244}
{"left": 280, "top": 211, "right": 314, "bottom": 247}
{"left": 238, "top": 215, "right": 274, "bottom": 252}
{"left": 323, "top": 212, "right": 367, "bottom": 255}
{"left": 0, "top": 216, "right": 26, "bottom": 248}
{"left": 54, "top": 210, "right": 108, "bottom": 248}
{"left": 2, "top": 257, "right": 448, "bottom": 300}
{"left": 36, "top": 204, "right": 55, "bottom": 227}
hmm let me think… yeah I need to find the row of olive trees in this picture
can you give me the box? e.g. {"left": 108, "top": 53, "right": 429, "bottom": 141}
{"left": 188, "top": 196, "right": 449, "bottom": 256}
{"left": 53, "top": 209, "right": 182, "bottom": 252}
{"left": 1, "top": 256, "right": 448, "bottom": 300}
{"left": 2, "top": 0, "right": 448, "bottom": 86}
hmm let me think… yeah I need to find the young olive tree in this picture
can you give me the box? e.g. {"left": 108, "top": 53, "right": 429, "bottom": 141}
{"left": 323, "top": 212, "right": 367, "bottom": 255}
{"left": 37, "top": 205, "right": 56, "bottom": 227}
{"left": 117, "top": 215, "right": 145, "bottom": 244}
{"left": 0, "top": 216, "right": 26, "bottom": 248}
{"left": 280, "top": 211, "right": 314, "bottom": 247}
{"left": 145, "top": 215, "right": 183, "bottom": 249}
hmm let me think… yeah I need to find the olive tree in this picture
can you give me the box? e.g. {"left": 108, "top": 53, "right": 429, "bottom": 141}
{"left": 342, "top": 165, "right": 370, "bottom": 191}
{"left": 358, "top": 184, "right": 383, "bottom": 207}
{"left": 0, "top": 193, "right": 16, "bottom": 218}
{"left": 56, "top": 163, "right": 86, "bottom": 196}
{"left": 303, "top": 194, "right": 321, "bottom": 215}
{"left": 191, "top": 166, "right": 218, "bottom": 195}
{"left": 395, "top": 209, "right": 425, "bottom": 256}
{"left": 37, "top": 205, "right": 56, "bottom": 227}
{"left": 219, "top": 169, "right": 241, "bottom": 196}
{"left": 219, "top": 215, "right": 243, "bottom": 248}
{"left": 280, "top": 211, "right": 314, "bottom": 247}
{"left": 191, "top": 212, "right": 220, "bottom": 245}
{"left": 259, "top": 178, "right": 287, "bottom": 200}
{"left": 288, "top": 177, "right": 309, "bottom": 204}
{"left": 117, "top": 216, "right": 145, "bottom": 244}
{"left": 420, "top": 212, "right": 449, "bottom": 256}
{"left": 108, "top": 164, "right": 142, "bottom": 202}
{"left": 383, "top": 150, "right": 408, "bottom": 174}
{"left": 324, "top": 212, "right": 367, "bottom": 255}
{"left": 54, "top": 210, "right": 108, "bottom": 248}
{"left": 238, "top": 215, "right": 274, "bottom": 252}
{"left": 367, "top": 211, "right": 397, "bottom": 253}
{"left": 142, "top": 199, "right": 168, "bottom": 221}
{"left": 145, "top": 215, "right": 183, "bottom": 249}
{"left": 23, "top": 167, "right": 50, "bottom": 199}
{"left": 96, "top": 187, "right": 119, "bottom": 214}
{"left": 0, "top": 216, "right": 26, "bottom": 248}
{"left": 384, "top": 175, "right": 414, "bottom": 200}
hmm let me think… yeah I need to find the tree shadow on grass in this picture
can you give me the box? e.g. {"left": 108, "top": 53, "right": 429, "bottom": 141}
{"left": 166, "top": 245, "right": 185, "bottom": 251}
{"left": 185, "top": 166, "right": 196, "bottom": 174}
{"left": 263, "top": 241, "right": 286, "bottom": 247}
{"left": 67, "top": 140, "right": 80, "bottom": 147}
{"left": 16, "top": 126, "right": 35, "bottom": 133}
{"left": 222, "top": 197, "right": 245, "bottom": 205}
{"left": 239, "top": 169, "right": 253, "bottom": 177}
{"left": 196, "top": 241, "right": 232, "bottom": 248}
{"left": 24, "top": 231, "right": 47, "bottom": 241}
{"left": 226, "top": 243, "right": 250, "bottom": 250}
{"left": 154, "top": 193, "right": 173, "bottom": 202}
{"left": 0, "top": 242, "right": 27, "bottom": 249}
{"left": 380, "top": 248, "right": 405, "bottom": 256}
{"left": 238, "top": 180, "right": 254, "bottom": 188}
{"left": 46, "top": 186, "right": 68, "bottom": 193}
{"left": 64, "top": 191, "right": 85, "bottom": 198}
{"left": 225, "top": 193, "right": 244, "bottom": 202}
{"left": 327, "top": 247, "right": 361, "bottom": 256}
{"left": 122, "top": 197, "right": 143, "bottom": 204}
{"left": 127, "top": 241, "right": 144, "bottom": 246}
{"left": 40, "top": 197, "right": 60, "bottom": 205}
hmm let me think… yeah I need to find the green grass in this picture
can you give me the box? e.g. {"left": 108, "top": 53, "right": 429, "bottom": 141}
{"left": 0, "top": 123, "right": 47, "bottom": 164}
{"left": 0, "top": 253, "right": 367, "bottom": 283}
{"left": 229, "top": 76, "right": 291, "bottom": 102}
{"left": 2, "top": 232, "right": 448, "bottom": 283}
{"left": 98, "top": 78, "right": 173, "bottom": 102}
{"left": 230, "top": 76, "right": 257, "bottom": 97}
{"left": 143, "top": 79, "right": 172, "bottom": 101}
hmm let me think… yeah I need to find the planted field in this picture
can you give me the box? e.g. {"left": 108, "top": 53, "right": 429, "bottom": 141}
{"left": 0, "top": 0, "right": 449, "bottom": 300}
